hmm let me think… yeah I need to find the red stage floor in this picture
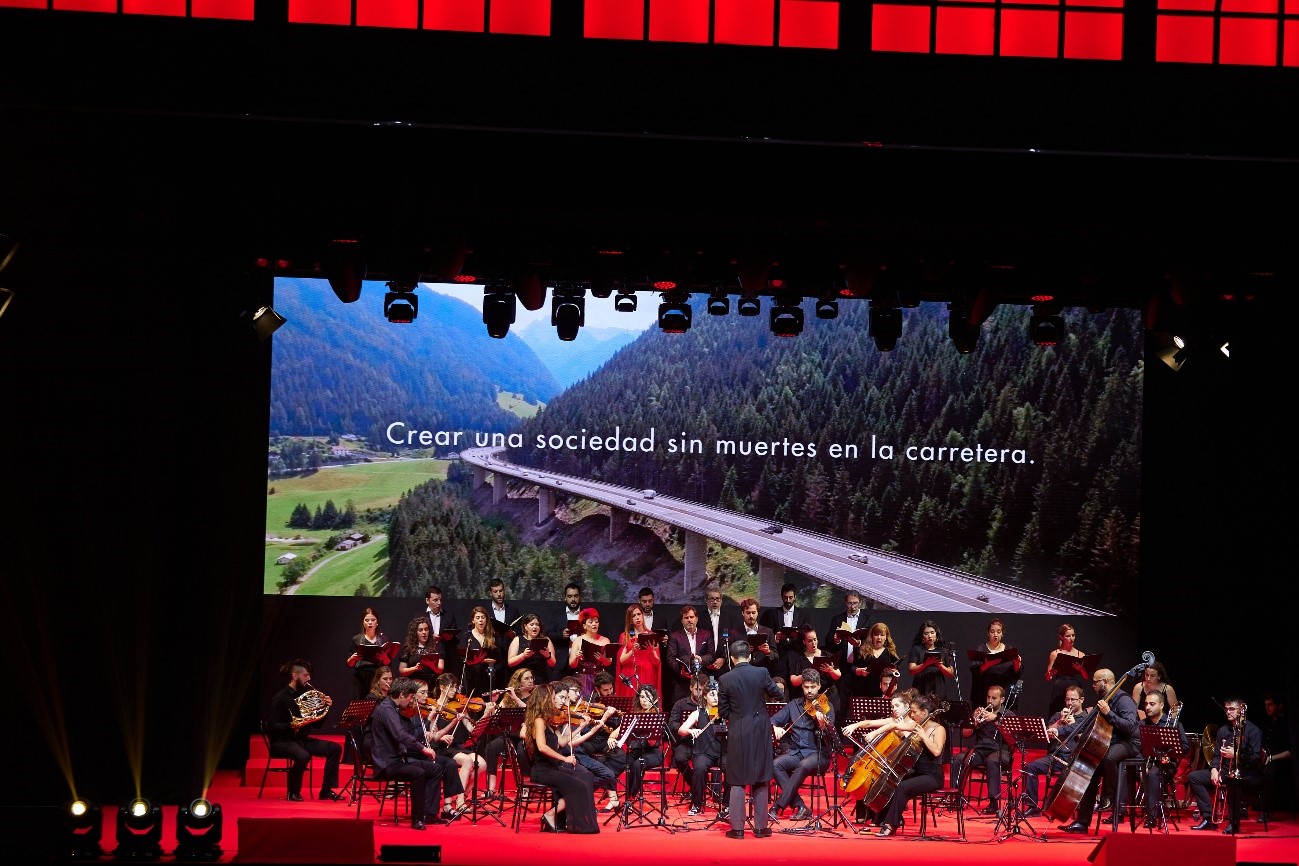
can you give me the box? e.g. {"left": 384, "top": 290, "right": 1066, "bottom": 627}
{"left": 57, "top": 768, "right": 1299, "bottom": 865}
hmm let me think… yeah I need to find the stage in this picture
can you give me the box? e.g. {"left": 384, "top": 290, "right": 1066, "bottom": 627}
{"left": 27, "top": 765, "right": 1299, "bottom": 865}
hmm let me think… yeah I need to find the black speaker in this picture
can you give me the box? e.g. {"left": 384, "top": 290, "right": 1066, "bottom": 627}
{"left": 378, "top": 843, "right": 441, "bottom": 863}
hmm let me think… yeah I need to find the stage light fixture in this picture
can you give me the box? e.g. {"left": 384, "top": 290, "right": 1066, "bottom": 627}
{"left": 482, "top": 290, "right": 516, "bottom": 339}
{"left": 324, "top": 238, "right": 366, "bottom": 304}
{"left": 869, "top": 305, "right": 902, "bottom": 352}
{"left": 384, "top": 287, "right": 418, "bottom": 323}
{"left": 814, "top": 297, "right": 838, "bottom": 320}
{"left": 1150, "top": 330, "right": 1190, "bottom": 372}
{"left": 174, "top": 799, "right": 223, "bottom": 862}
{"left": 1028, "top": 303, "right": 1065, "bottom": 346}
{"left": 114, "top": 797, "right": 162, "bottom": 861}
{"left": 244, "top": 305, "right": 286, "bottom": 341}
{"left": 769, "top": 294, "right": 804, "bottom": 337}
{"left": 657, "top": 291, "right": 692, "bottom": 333}
{"left": 0, "top": 233, "right": 17, "bottom": 273}
{"left": 0, "top": 286, "right": 13, "bottom": 321}
{"left": 552, "top": 287, "right": 585, "bottom": 341}
{"left": 737, "top": 297, "right": 761, "bottom": 317}
{"left": 60, "top": 798, "right": 103, "bottom": 860}
{"left": 613, "top": 291, "right": 638, "bottom": 313}
{"left": 707, "top": 292, "right": 729, "bottom": 316}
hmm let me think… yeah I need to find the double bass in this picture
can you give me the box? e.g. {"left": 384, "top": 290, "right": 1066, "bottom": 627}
{"left": 1043, "top": 651, "right": 1154, "bottom": 822}
{"left": 841, "top": 703, "right": 946, "bottom": 813}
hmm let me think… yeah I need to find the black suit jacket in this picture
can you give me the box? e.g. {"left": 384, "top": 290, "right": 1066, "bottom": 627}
{"left": 421, "top": 607, "right": 460, "bottom": 668}
{"left": 666, "top": 628, "right": 717, "bottom": 705}
{"left": 759, "top": 606, "right": 808, "bottom": 655}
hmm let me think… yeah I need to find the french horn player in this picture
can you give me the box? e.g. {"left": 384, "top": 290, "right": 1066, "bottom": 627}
{"left": 267, "top": 658, "right": 346, "bottom": 802}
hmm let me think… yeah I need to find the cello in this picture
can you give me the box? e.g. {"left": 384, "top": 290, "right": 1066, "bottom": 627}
{"left": 841, "top": 703, "right": 947, "bottom": 813}
{"left": 1043, "top": 651, "right": 1154, "bottom": 822}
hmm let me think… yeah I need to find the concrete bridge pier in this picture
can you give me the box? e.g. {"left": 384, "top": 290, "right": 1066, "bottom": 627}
{"left": 472, "top": 466, "right": 487, "bottom": 488}
{"left": 609, "top": 506, "right": 631, "bottom": 542}
{"left": 492, "top": 475, "right": 504, "bottom": 504}
{"left": 757, "top": 558, "right": 786, "bottom": 608}
{"left": 537, "top": 487, "right": 553, "bottom": 525}
{"left": 682, "top": 530, "right": 707, "bottom": 595}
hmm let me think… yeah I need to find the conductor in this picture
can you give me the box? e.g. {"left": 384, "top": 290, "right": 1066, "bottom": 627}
{"left": 718, "top": 639, "right": 783, "bottom": 839}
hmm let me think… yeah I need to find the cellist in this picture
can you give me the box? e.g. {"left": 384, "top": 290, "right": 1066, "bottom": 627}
{"left": 863, "top": 694, "right": 947, "bottom": 837}
{"left": 1056, "top": 668, "right": 1141, "bottom": 833}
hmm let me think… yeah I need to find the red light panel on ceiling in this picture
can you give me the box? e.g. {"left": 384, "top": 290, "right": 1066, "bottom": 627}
{"left": 936, "top": 6, "right": 996, "bottom": 55}
{"left": 716, "top": 0, "right": 775, "bottom": 45}
{"left": 1156, "top": 0, "right": 1288, "bottom": 65}
{"left": 872, "top": 0, "right": 1123, "bottom": 59}
{"left": 781, "top": 0, "right": 840, "bottom": 48}
{"left": 585, "top": 0, "right": 644, "bottom": 39}
{"left": 425, "top": 0, "right": 484, "bottom": 30}
{"left": 358, "top": 0, "right": 417, "bottom": 28}
{"left": 52, "top": 0, "right": 115, "bottom": 10}
{"left": 192, "top": 0, "right": 252, "bottom": 17}
{"left": 649, "top": 0, "right": 709, "bottom": 43}
{"left": 123, "top": 0, "right": 184, "bottom": 14}
{"left": 872, "top": 4, "right": 933, "bottom": 52}
{"left": 490, "top": 0, "right": 551, "bottom": 34}
{"left": 289, "top": 0, "right": 351, "bottom": 24}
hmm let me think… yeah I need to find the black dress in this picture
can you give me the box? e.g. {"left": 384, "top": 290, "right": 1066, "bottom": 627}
{"left": 460, "top": 631, "right": 497, "bottom": 699}
{"left": 530, "top": 727, "right": 599, "bottom": 833}
{"left": 908, "top": 644, "right": 952, "bottom": 702}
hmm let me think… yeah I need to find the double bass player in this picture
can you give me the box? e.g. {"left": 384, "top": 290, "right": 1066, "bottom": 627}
{"left": 1053, "top": 668, "right": 1141, "bottom": 833}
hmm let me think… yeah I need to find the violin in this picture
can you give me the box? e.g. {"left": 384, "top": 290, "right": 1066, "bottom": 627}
{"left": 572, "top": 699, "right": 622, "bottom": 730}
{"left": 804, "top": 692, "right": 831, "bottom": 719}
{"left": 437, "top": 693, "right": 487, "bottom": 720}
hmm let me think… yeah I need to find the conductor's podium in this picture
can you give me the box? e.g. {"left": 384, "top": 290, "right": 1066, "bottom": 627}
{"left": 243, "top": 732, "right": 347, "bottom": 792}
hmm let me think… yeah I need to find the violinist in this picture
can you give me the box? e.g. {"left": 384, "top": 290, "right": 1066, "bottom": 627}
{"left": 607, "top": 684, "right": 665, "bottom": 802}
{"left": 568, "top": 674, "right": 624, "bottom": 811}
{"left": 955, "top": 684, "right": 1014, "bottom": 816}
{"left": 428, "top": 672, "right": 490, "bottom": 818}
{"left": 668, "top": 675, "right": 710, "bottom": 784}
{"left": 1056, "top": 668, "right": 1140, "bottom": 834}
{"left": 1022, "top": 684, "right": 1086, "bottom": 817}
{"left": 678, "top": 679, "right": 724, "bottom": 816}
{"left": 369, "top": 677, "right": 449, "bottom": 830}
{"left": 769, "top": 668, "right": 837, "bottom": 822}
{"left": 405, "top": 680, "right": 468, "bottom": 820}
{"left": 482, "top": 668, "right": 539, "bottom": 803}
{"left": 864, "top": 694, "right": 947, "bottom": 837}
{"left": 523, "top": 683, "right": 600, "bottom": 833}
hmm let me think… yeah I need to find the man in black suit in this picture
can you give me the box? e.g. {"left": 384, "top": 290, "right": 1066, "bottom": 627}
{"left": 420, "top": 585, "right": 460, "bottom": 672}
{"left": 718, "top": 639, "right": 784, "bottom": 839}
{"left": 546, "top": 581, "right": 585, "bottom": 679}
{"left": 266, "top": 658, "right": 345, "bottom": 802}
{"left": 701, "top": 588, "right": 742, "bottom": 675}
{"left": 738, "top": 597, "right": 779, "bottom": 673}
{"left": 666, "top": 605, "right": 717, "bottom": 707}
{"left": 759, "top": 582, "right": 807, "bottom": 657}
{"left": 823, "top": 590, "right": 870, "bottom": 719}
{"left": 484, "top": 577, "right": 523, "bottom": 689}
{"left": 368, "top": 677, "right": 449, "bottom": 830}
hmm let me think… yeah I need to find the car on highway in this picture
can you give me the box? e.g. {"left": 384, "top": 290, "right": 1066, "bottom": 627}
{"left": 626, "top": 499, "right": 636, "bottom": 506}
{"left": 761, "top": 524, "right": 783, "bottom": 534}
{"left": 642, "top": 489, "right": 657, "bottom": 499}
{"left": 848, "top": 553, "right": 869, "bottom": 564}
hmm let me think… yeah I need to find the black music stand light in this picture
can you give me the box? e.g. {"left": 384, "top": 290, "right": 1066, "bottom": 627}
{"left": 992, "top": 715, "right": 1049, "bottom": 842}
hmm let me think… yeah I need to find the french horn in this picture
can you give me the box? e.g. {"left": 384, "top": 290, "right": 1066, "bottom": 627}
{"left": 292, "top": 689, "right": 330, "bottom": 728}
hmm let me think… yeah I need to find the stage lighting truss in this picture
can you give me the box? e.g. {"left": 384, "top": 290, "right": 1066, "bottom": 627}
{"left": 869, "top": 304, "right": 903, "bottom": 352}
{"left": 551, "top": 286, "right": 585, "bottom": 341}
{"left": 383, "top": 282, "right": 418, "bottom": 323}
{"left": 1028, "top": 301, "right": 1065, "bottom": 346}
{"left": 706, "top": 291, "right": 729, "bottom": 316}
{"left": 769, "top": 293, "right": 804, "bottom": 337}
{"left": 174, "top": 799, "right": 223, "bottom": 862}
{"left": 657, "top": 290, "right": 692, "bottom": 333}
{"left": 115, "top": 797, "right": 163, "bottom": 861}
{"left": 482, "top": 288, "right": 517, "bottom": 339}
{"left": 61, "top": 798, "right": 103, "bottom": 860}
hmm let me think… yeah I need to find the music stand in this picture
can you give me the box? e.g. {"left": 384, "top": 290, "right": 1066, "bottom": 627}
{"left": 783, "top": 725, "right": 848, "bottom": 838}
{"left": 849, "top": 697, "right": 891, "bottom": 723}
{"left": 1137, "top": 726, "right": 1186, "bottom": 833}
{"left": 615, "top": 712, "right": 675, "bottom": 834}
{"left": 337, "top": 700, "right": 378, "bottom": 805}
{"left": 992, "top": 716, "right": 1049, "bottom": 842}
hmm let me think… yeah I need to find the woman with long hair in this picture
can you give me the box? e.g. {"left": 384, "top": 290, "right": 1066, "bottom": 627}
{"left": 907, "top": 620, "right": 955, "bottom": 703}
{"left": 459, "top": 605, "right": 498, "bottom": 700}
{"left": 856, "top": 621, "right": 901, "bottom": 699}
{"left": 861, "top": 694, "right": 947, "bottom": 837}
{"left": 605, "top": 683, "right": 664, "bottom": 801}
{"left": 482, "top": 667, "right": 539, "bottom": 802}
{"left": 346, "top": 607, "right": 391, "bottom": 698}
{"left": 523, "top": 684, "right": 599, "bottom": 833}
{"left": 614, "top": 604, "right": 661, "bottom": 698}
{"left": 398, "top": 616, "right": 443, "bottom": 689}
{"left": 1046, "top": 622, "right": 1090, "bottom": 716}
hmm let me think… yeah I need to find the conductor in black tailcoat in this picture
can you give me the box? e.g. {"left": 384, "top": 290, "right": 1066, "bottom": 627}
{"left": 718, "top": 639, "right": 783, "bottom": 839}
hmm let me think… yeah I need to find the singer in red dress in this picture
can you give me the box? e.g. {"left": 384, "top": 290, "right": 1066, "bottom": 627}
{"left": 615, "top": 604, "right": 661, "bottom": 697}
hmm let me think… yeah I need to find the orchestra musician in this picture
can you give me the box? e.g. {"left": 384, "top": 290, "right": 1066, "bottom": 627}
{"left": 1138, "top": 691, "right": 1188, "bottom": 828}
{"left": 1056, "top": 668, "right": 1141, "bottom": 834}
{"left": 574, "top": 673, "right": 624, "bottom": 812}
{"left": 522, "top": 683, "right": 600, "bottom": 833}
{"left": 843, "top": 693, "right": 911, "bottom": 824}
{"left": 678, "top": 679, "right": 724, "bottom": 816}
{"left": 368, "top": 677, "right": 448, "bottom": 830}
{"left": 668, "top": 675, "right": 709, "bottom": 784}
{"left": 770, "top": 668, "right": 837, "bottom": 823}
{"left": 1189, "top": 697, "right": 1264, "bottom": 834}
{"left": 606, "top": 684, "right": 665, "bottom": 801}
{"left": 862, "top": 694, "right": 948, "bottom": 837}
{"left": 406, "top": 679, "right": 469, "bottom": 820}
{"left": 481, "top": 667, "right": 538, "bottom": 803}
{"left": 955, "top": 683, "right": 1013, "bottom": 816}
{"left": 267, "top": 658, "right": 344, "bottom": 802}
{"left": 1021, "top": 684, "right": 1086, "bottom": 816}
